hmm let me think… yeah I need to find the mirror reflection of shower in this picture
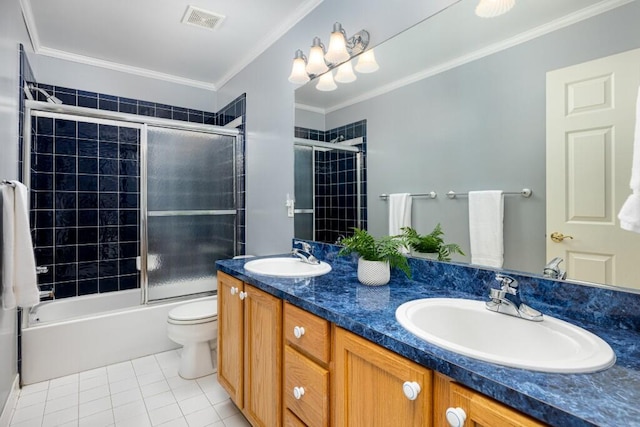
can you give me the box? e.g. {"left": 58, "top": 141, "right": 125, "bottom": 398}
{"left": 293, "top": 119, "right": 367, "bottom": 243}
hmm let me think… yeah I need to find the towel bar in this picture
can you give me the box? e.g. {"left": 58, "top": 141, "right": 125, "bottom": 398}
{"left": 379, "top": 192, "right": 437, "bottom": 200}
{"left": 447, "top": 188, "right": 532, "bottom": 199}
{"left": 1, "top": 180, "right": 17, "bottom": 187}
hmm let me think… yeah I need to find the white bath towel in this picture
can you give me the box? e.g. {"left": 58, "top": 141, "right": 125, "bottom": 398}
{"left": 388, "top": 193, "right": 412, "bottom": 236}
{"left": 618, "top": 85, "right": 640, "bottom": 233}
{"left": 468, "top": 190, "right": 504, "bottom": 268}
{"left": 1, "top": 181, "right": 39, "bottom": 309}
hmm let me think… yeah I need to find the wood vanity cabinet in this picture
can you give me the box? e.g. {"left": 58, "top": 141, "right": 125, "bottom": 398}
{"left": 217, "top": 272, "right": 283, "bottom": 427}
{"left": 333, "top": 327, "right": 433, "bottom": 426}
{"left": 433, "top": 373, "right": 547, "bottom": 427}
{"left": 218, "top": 271, "right": 549, "bottom": 427}
{"left": 283, "top": 302, "right": 331, "bottom": 427}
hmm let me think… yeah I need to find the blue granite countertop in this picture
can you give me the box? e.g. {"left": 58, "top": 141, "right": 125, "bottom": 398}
{"left": 216, "top": 242, "right": 640, "bottom": 427}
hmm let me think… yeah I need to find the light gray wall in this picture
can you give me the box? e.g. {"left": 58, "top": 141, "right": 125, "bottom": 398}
{"left": 0, "top": 0, "right": 29, "bottom": 415}
{"left": 28, "top": 55, "right": 217, "bottom": 112}
{"left": 325, "top": 2, "right": 640, "bottom": 274}
{"left": 295, "top": 108, "right": 325, "bottom": 131}
{"left": 218, "top": 0, "right": 459, "bottom": 256}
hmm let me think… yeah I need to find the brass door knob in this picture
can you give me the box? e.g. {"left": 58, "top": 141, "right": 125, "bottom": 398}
{"left": 550, "top": 232, "right": 574, "bottom": 243}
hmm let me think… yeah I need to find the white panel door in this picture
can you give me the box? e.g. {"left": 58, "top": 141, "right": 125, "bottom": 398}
{"left": 546, "top": 48, "right": 640, "bottom": 288}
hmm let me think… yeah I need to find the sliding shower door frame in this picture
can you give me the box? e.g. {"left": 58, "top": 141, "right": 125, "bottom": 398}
{"left": 24, "top": 101, "right": 241, "bottom": 306}
{"left": 142, "top": 125, "right": 238, "bottom": 304}
{"left": 293, "top": 138, "right": 363, "bottom": 240}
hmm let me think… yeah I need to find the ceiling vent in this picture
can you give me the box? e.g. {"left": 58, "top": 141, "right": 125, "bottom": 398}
{"left": 181, "top": 5, "right": 225, "bottom": 31}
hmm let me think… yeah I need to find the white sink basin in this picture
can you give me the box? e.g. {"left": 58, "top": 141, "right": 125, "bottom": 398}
{"left": 243, "top": 257, "right": 332, "bottom": 278}
{"left": 395, "top": 298, "right": 615, "bottom": 373}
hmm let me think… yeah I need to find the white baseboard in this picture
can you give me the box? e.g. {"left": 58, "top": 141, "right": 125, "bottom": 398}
{"left": 0, "top": 375, "right": 20, "bottom": 427}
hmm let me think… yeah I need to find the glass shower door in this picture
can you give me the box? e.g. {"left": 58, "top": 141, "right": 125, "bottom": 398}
{"left": 145, "top": 126, "right": 236, "bottom": 302}
{"left": 294, "top": 145, "right": 315, "bottom": 240}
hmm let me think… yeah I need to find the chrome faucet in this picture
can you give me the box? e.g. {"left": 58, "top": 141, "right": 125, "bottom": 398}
{"left": 292, "top": 241, "right": 320, "bottom": 265}
{"left": 543, "top": 257, "right": 566, "bottom": 280}
{"left": 486, "top": 274, "right": 543, "bottom": 321}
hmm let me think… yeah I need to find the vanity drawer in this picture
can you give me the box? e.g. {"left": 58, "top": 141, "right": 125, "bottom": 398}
{"left": 284, "top": 302, "right": 331, "bottom": 364}
{"left": 284, "top": 346, "right": 329, "bottom": 427}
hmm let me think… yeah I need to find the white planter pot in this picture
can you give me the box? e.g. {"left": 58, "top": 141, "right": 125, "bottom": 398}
{"left": 357, "top": 258, "right": 390, "bottom": 286}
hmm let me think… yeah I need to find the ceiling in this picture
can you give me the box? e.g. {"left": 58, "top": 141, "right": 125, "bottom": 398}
{"left": 21, "top": 0, "right": 323, "bottom": 90}
{"left": 295, "top": 0, "right": 627, "bottom": 112}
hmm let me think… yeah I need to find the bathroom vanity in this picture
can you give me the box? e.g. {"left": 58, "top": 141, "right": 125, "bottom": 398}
{"left": 216, "top": 242, "right": 640, "bottom": 426}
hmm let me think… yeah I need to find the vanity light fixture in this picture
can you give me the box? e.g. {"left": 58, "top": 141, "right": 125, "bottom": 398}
{"left": 475, "top": 0, "right": 515, "bottom": 18}
{"left": 316, "top": 71, "right": 338, "bottom": 91}
{"left": 334, "top": 60, "right": 357, "bottom": 83}
{"left": 325, "top": 23, "right": 351, "bottom": 64}
{"left": 288, "top": 22, "right": 374, "bottom": 87}
{"left": 354, "top": 49, "right": 379, "bottom": 73}
{"left": 306, "top": 37, "right": 329, "bottom": 75}
{"left": 288, "top": 50, "right": 311, "bottom": 84}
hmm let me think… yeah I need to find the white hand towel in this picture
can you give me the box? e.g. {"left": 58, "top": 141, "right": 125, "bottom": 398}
{"left": 1, "top": 184, "right": 17, "bottom": 309}
{"left": 1, "top": 182, "right": 39, "bottom": 309}
{"left": 618, "top": 85, "right": 640, "bottom": 233}
{"left": 468, "top": 190, "right": 504, "bottom": 268}
{"left": 388, "top": 193, "right": 412, "bottom": 236}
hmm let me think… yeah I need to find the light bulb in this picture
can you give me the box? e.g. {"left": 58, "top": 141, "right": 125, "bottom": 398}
{"left": 334, "top": 61, "right": 357, "bottom": 83}
{"left": 475, "top": 0, "right": 515, "bottom": 18}
{"left": 306, "top": 37, "right": 329, "bottom": 75}
{"left": 355, "top": 49, "right": 379, "bottom": 73}
{"left": 288, "top": 50, "right": 310, "bottom": 84}
{"left": 325, "top": 23, "right": 350, "bottom": 65}
{"left": 316, "top": 71, "right": 337, "bottom": 91}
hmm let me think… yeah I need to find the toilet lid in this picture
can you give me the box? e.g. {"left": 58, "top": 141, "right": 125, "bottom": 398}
{"left": 168, "top": 300, "right": 217, "bottom": 322}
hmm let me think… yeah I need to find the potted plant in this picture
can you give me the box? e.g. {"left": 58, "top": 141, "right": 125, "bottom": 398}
{"left": 401, "top": 224, "right": 465, "bottom": 261}
{"left": 338, "top": 228, "right": 411, "bottom": 286}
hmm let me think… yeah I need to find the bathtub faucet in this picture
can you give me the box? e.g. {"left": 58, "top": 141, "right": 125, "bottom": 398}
{"left": 292, "top": 241, "right": 320, "bottom": 265}
{"left": 39, "top": 289, "right": 54, "bottom": 300}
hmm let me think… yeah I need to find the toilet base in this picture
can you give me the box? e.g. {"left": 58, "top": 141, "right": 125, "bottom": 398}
{"left": 178, "top": 341, "right": 215, "bottom": 379}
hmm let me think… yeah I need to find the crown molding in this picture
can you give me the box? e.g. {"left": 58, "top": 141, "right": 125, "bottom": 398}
{"left": 36, "top": 47, "right": 218, "bottom": 90}
{"left": 324, "top": 0, "right": 633, "bottom": 114}
{"left": 214, "top": 0, "right": 324, "bottom": 89}
{"left": 295, "top": 103, "right": 326, "bottom": 115}
{"left": 19, "top": 0, "right": 40, "bottom": 51}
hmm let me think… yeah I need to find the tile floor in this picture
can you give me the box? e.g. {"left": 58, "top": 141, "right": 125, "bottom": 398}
{"left": 7, "top": 350, "right": 251, "bottom": 427}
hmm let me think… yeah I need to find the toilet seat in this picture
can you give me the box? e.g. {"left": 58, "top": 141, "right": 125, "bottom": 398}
{"left": 168, "top": 301, "right": 217, "bottom": 325}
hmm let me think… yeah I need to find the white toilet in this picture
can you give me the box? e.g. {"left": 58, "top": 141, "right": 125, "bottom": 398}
{"left": 167, "top": 299, "right": 218, "bottom": 379}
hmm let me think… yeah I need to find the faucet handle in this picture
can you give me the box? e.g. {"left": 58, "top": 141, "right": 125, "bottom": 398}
{"left": 495, "top": 274, "right": 518, "bottom": 292}
{"left": 293, "top": 240, "right": 312, "bottom": 253}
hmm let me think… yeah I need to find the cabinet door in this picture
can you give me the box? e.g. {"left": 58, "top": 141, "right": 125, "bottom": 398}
{"left": 244, "top": 284, "right": 283, "bottom": 427}
{"left": 334, "top": 327, "right": 433, "bottom": 427}
{"left": 217, "top": 272, "right": 244, "bottom": 407}
{"left": 434, "top": 376, "right": 547, "bottom": 427}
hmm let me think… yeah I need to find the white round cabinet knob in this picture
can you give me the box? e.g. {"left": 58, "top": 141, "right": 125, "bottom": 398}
{"left": 230, "top": 287, "right": 238, "bottom": 295}
{"left": 293, "top": 386, "right": 305, "bottom": 400}
{"left": 445, "top": 407, "right": 467, "bottom": 427}
{"left": 293, "top": 326, "right": 305, "bottom": 339}
{"left": 239, "top": 291, "right": 247, "bottom": 300}
{"left": 402, "top": 381, "right": 421, "bottom": 400}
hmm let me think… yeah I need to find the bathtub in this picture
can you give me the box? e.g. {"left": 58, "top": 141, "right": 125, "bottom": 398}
{"left": 21, "top": 289, "right": 217, "bottom": 385}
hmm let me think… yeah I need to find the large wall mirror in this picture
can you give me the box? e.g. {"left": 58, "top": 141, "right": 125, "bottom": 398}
{"left": 294, "top": 0, "right": 640, "bottom": 291}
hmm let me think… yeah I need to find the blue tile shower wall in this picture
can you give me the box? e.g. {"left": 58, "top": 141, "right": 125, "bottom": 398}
{"left": 295, "top": 120, "right": 367, "bottom": 243}
{"left": 26, "top": 82, "right": 247, "bottom": 299}
{"left": 31, "top": 117, "right": 141, "bottom": 298}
